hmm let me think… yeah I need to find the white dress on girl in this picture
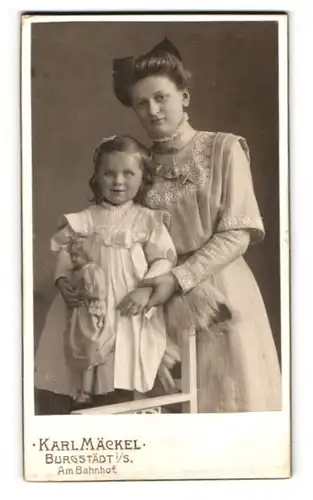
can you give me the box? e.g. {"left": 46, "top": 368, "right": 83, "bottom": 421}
{"left": 34, "top": 201, "right": 178, "bottom": 396}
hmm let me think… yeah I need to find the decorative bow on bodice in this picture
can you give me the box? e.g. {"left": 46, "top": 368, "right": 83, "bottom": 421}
{"left": 153, "top": 157, "right": 209, "bottom": 187}
{"left": 154, "top": 162, "right": 186, "bottom": 181}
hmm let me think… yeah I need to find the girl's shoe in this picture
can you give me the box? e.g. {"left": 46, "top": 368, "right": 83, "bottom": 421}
{"left": 71, "top": 391, "right": 93, "bottom": 411}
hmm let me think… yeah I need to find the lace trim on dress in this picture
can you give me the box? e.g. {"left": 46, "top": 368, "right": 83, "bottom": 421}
{"left": 217, "top": 216, "right": 265, "bottom": 244}
{"left": 51, "top": 206, "right": 171, "bottom": 251}
{"left": 218, "top": 216, "right": 264, "bottom": 231}
{"left": 146, "top": 132, "right": 215, "bottom": 207}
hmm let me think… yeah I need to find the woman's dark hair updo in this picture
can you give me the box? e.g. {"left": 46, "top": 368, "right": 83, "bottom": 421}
{"left": 113, "top": 37, "right": 192, "bottom": 107}
{"left": 89, "top": 135, "right": 154, "bottom": 204}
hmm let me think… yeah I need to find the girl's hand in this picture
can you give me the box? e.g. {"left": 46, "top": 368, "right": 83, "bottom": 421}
{"left": 117, "top": 287, "right": 153, "bottom": 316}
{"left": 138, "top": 272, "right": 180, "bottom": 307}
{"left": 55, "top": 277, "right": 84, "bottom": 309}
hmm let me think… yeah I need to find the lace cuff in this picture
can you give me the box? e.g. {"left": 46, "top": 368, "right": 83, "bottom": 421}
{"left": 172, "top": 264, "right": 197, "bottom": 294}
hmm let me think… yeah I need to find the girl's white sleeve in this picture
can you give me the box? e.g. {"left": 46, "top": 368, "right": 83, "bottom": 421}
{"left": 143, "top": 212, "right": 177, "bottom": 279}
{"left": 54, "top": 248, "right": 73, "bottom": 283}
{"left": 51, "top": 209, "right": 92, "bottom": 283}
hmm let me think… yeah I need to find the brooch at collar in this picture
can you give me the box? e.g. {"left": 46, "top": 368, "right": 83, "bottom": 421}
{"left": 153, "top": 159, "right": 208, "bottom": 187}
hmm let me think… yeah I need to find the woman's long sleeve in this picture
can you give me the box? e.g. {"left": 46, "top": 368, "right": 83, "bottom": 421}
{"left": 172, "top": 229, "right": 250, "bottom": 293}
{"left": 172, "top": 138, "right": 264, "bottom": 294}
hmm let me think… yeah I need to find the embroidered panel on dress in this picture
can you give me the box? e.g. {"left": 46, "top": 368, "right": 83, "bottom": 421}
{"left": 145, "top": 132, "right": 214, "bottom": 209}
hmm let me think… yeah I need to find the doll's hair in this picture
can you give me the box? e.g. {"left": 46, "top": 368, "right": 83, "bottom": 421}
{"left": 67, "top": 237, "right": 92, "bottom": 268}
{"left": 113, "top": 37, "right": 192, "bottom": 107}
{"left": 89, "top": 135, "right": 154, "bottom": 204}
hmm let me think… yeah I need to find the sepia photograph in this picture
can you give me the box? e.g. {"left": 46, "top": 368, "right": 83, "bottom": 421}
{"left": 21, "top": 12, "right": 290, "bottom": 481}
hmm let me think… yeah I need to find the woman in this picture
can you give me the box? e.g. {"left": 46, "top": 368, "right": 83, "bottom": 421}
{"left": 111, "top": 37, "right": 281, "bottom": 412}
{"left": 57, "top": 38, "right": 281, "bottom": 413}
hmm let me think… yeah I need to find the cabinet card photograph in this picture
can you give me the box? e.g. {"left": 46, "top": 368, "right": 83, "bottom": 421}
{"left": 21, "top": 12, "right": 290, "bottom": 481}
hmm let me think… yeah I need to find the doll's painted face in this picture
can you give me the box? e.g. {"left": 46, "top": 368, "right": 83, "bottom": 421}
{"left": 131, "top": 75, "right": 189, "bottom": 139}
{"left": 96, "top": 152, "right": 143, "bottom": 205}
{"left": 69, "top": 242, "right": 90, "bottom": 269}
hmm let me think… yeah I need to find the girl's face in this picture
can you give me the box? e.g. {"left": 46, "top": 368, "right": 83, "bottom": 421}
{"left": 96, "top": 152, "right": 143, "bottom": 205}
{"left": 131, "top": 75, "right": 189, "bottom": 139}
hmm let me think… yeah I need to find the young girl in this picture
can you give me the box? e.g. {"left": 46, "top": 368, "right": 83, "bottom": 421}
{"left": 34, "top": 135, "right": 180, "bottom": 410}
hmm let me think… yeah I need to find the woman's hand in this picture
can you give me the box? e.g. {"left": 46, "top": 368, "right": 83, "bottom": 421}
{"left": 55, "top": 277, "right": 83, "bottom": 309}
{"left": 138, "top": 272, "right": 180, "bottom": 307}
{"left": 117, "top": 287, "right": 153, "bottom": 316}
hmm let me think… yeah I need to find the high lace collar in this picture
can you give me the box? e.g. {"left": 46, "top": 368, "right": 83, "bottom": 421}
{"left": 101, "top": 200, "right": 133, "bottom": 213}
{"left": 151, "top": 117, "right": 198, "bottom": 155}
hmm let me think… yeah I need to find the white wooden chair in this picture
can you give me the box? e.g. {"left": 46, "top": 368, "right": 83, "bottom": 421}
{"left": 71, "top": 329, "right": 198, "bottom": 415}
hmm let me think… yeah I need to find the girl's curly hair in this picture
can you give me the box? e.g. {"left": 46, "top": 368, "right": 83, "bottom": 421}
{"left": 89, "top": 135, "right": 154, "bottom": 204}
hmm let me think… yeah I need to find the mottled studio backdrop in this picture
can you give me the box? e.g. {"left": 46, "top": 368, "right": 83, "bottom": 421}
{"left": 31, "top": 21, "right": 281, "bottom": 361}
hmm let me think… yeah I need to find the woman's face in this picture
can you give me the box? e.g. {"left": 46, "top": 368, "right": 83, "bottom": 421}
{"left": 131, "top": 75, "right": 189, "bottom": 139}
{"left": 96, "top": 151, "right": 143, "bottom": 205}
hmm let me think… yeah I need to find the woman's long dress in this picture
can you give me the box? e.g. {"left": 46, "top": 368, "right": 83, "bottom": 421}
{"left": 143, "top": 131, "right": 282, "bottom": 412}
